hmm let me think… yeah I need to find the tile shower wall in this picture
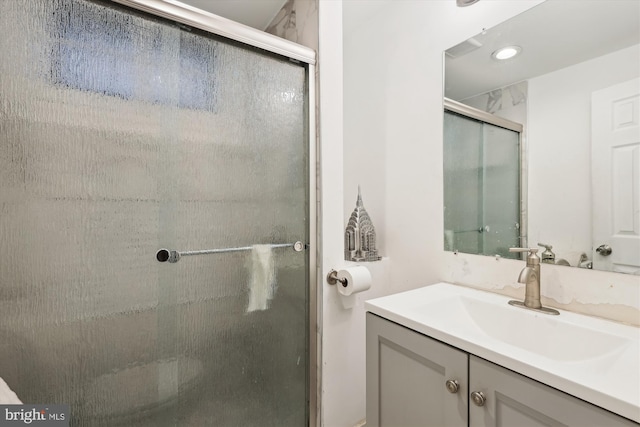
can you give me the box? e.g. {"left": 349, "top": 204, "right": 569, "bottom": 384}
{"left": 266, "top": 0, "right": 318, "bottom": 51}
{"left": 461, "top": 81, "right": 528, "bottom": 126}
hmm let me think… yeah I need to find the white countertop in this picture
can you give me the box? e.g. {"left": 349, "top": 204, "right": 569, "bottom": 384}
{"left": 365, "top": 282, "right": 640, "bottom": 423}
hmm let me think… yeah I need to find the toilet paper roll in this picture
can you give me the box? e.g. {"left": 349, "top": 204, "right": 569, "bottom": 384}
{"left": 337, "top": 266, "right": 372, "bottom": 296}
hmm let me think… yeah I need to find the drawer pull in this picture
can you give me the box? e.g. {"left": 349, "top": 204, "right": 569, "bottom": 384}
{"left": 471, "top": 391, "right": 486, "bottom": 407}
{"left": 445, "top": 379, "right": 459, "bottom": 394}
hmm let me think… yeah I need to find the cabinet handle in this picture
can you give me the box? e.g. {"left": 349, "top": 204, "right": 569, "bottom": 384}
{"left": 470, "top": 391, "right": 486, "bottom": 407}
{"left": 445, "top": 379, "right": 459, "bottom": 394}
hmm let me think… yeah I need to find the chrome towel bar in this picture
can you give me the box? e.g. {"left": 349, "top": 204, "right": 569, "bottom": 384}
{"left": 156, "top": 241, "right": 306, "bottom": 263}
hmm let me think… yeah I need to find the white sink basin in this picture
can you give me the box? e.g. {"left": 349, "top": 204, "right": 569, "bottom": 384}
{"left": 365, "top": 282, "right": 640, "bottom": 423}
{"left": 423, "top": 294, "right": 631, "bottom": 362}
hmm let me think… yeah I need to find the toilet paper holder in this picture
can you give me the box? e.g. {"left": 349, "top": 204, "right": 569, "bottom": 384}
{"left": 326, "top": 269, "right": 348, "bottom": 287}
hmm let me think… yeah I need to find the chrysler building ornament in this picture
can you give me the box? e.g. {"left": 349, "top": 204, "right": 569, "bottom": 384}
{"left": 344, "top": 187, "right": 381, "bottom": 262}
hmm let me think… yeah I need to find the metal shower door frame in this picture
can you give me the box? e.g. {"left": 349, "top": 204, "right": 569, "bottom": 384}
{"left": 109, "top": 1, "right": 319, "bottom": 425}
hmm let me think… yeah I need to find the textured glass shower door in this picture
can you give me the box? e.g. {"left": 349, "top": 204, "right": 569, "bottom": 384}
{"left": 0, "top": 1, "right": 309, "bottom": 426}
{"left": 443, "top": 110, "right": 520, "bottom": 258}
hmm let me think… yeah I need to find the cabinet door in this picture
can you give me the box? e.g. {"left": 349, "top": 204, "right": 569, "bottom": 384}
{"left": 469, "top": 356, "right": 638, "bottom": 427}
{"left": 366, "top": 313, "right": 468, "bottom": 427}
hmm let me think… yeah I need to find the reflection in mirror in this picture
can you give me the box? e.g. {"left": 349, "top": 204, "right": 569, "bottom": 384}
{"left": 443, "top": 0, "right": 640, "bottom": 274}
{"left": 443, "top": 99, "right": 522, "bottom": 260}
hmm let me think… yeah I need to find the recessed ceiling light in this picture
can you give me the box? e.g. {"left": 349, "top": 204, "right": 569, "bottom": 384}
{"left": 492, "top": 46, "right": 522, "bottom": 60}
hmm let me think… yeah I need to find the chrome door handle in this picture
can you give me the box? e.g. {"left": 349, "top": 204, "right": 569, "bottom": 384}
{"left": 596, "top": 244, "right": 612, "bottom": 256}
{"left": 470, "top": 391, "right": 486, "bottom": 407}
{"left": 445, "top": 379, "right": 459, "bottom": 394}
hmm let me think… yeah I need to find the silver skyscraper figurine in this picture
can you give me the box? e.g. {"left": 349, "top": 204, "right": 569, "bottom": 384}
{"left": 344, "top": 187, "right": 381, "bottom": 262}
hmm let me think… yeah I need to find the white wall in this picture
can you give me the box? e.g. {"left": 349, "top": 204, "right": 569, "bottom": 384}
{"left": 318, "top": 2, "right": 544, "bottom": 427}
{"left": 528, "top": 44, "right": 640, "bottom": 264}
{"left": 320, "top": 1, "right": 640, "bottom": 426}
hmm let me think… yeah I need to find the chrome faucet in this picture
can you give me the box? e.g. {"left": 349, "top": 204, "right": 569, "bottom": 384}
{"left": 508, "top": 247, "right": 559, "bottom": 315}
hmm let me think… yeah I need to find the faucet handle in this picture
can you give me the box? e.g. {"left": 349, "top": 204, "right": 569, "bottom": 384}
{"left": 509, "top": 247, "right": 539, "bottom": 254}
{"left": 510, "top": 247, "right": 540, "bottom": 264}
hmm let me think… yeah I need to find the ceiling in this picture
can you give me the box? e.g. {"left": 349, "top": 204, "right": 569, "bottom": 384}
{"left": 174, "top": 0, "right": 639, "bottom": 95}
{"left": 177, "top": 0, "right": 288, "bottom": 30}
{"left": 445, "top": 0, "right": 640, "bottom": 100}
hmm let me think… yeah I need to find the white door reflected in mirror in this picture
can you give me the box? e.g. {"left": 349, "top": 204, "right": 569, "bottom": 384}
{"left": 591, "top": 78, "right": 640, "bottom": 274}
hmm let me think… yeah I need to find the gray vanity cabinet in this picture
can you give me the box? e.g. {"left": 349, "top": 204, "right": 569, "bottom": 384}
{"left": 366, "top": 313, "right": 638, "bottom": 427}
{"left": 469, "top": 356, "right": 637, "bottom": 427}
{"left": 366, "top": 313, "right": 468, "bottom": 427}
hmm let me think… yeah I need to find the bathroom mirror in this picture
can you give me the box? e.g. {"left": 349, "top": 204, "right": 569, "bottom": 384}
{"left": 443, "top": 0, "right": 640, "bottom": 274}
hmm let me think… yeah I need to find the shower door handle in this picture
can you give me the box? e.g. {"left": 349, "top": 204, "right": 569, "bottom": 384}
{"left": 156, "top": 241, "right": 307, "bottom": 263}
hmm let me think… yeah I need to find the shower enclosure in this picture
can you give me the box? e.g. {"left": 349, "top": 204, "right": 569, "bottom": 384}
{"left": 443, "top": 99, "right": 523, "bottom": 259}
{"left": 0, "top": 0, "right": 316, "bottom": 425}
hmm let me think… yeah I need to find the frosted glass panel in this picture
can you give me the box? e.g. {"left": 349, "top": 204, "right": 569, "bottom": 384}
{"left": 443, "top": 111, "right": 520, "bottom": 258}
{"left": 482, "top": 124, "right": 520, "bottom": 257}
{"left": 443, "top": 112, "right": 483, "bottom": 254}
{"left": 0, "top": 1, "right": 309, "bottom": 426}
